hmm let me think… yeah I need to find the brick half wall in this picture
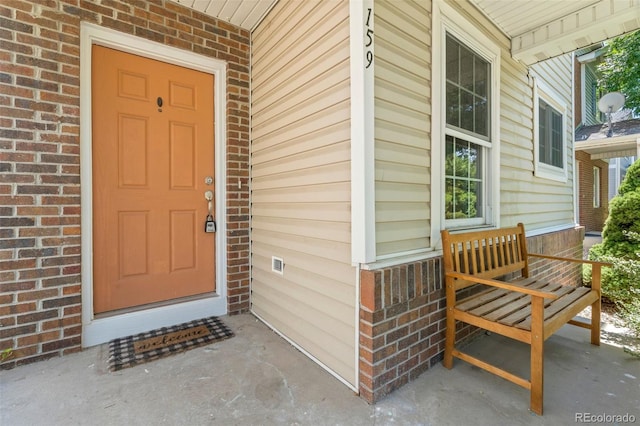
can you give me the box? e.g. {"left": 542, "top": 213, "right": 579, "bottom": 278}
{"left": 358, "top": 225, "right": 584, "bottom": 403}
{"left": 359, "top": 257, "right": 447, "bottom": 402}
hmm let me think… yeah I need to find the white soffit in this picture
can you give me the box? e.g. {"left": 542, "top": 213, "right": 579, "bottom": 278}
{"left": 470, "top": 0, "right": 640, "bottom": 65}
{"left": 576, "top": 136, "right": 640, "bottom": 160}
{"left": 170, "top": 0, "right": 277, "bottom": 31}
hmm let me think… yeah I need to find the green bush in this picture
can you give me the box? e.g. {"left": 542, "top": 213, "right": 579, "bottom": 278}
{"left": 597, "top": 194, "right": 640, "bottom": 256}
{"left": 587, "top": 159, "right": 640, "bottom": 336}
{"left": 617, "top": 157, "right": 640, "bottom": 196}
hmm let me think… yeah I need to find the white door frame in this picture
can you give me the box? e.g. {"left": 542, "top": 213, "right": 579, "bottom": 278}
{"left": 80, "top": 22, "right": 228, "bottom": 347}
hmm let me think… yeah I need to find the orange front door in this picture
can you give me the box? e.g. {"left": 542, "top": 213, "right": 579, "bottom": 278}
{"left": 92, "top": 45, "right": 216, "bottom": 314}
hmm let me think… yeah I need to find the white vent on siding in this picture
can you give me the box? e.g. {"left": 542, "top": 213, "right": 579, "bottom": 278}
{"left": 271, "top": 256, "right": 284, "bottom": 275}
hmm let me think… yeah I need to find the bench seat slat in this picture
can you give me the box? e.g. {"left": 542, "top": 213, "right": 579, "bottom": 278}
{"left": 496, "top": 286, "right": 574, "bottom": 327}
{"left": 455, "top": 288, "right": 510, "bottom": 311}
{"left": 455, "top": 284, "right": 594, "bottom": 331}
{"left": 481, "top": 293, "right": 532, "bottom": 322}
{"left": 516, "top": 287, "right": 593, "bottom": 331}
{"left": 465, "top": 279, "right": 545, "bottom": 317}
{"left": 469, "top": 289, "right": 528, "bottom": 317}
{"left": 455, "top": 278, "right": 552, "bottom": 314}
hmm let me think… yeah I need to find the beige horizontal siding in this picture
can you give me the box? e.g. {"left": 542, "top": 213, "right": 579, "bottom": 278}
{"left": 374, "top": 0, "right": 432, "bottom": 257}
{"left": 510, "top": 55, "right": 574, "bottom": 229}
{"left": 251, "top": 0, "right": 356, "bottom": 387}
{"left": 251, "top": 182, "right": 350, "bottom": 204}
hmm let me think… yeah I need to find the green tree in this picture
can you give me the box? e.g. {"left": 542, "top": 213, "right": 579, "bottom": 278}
{"left": 445, "top": 147, "right": 479, "bottom": 219}
{"left": 594, "top": 159, "right": 640, "bottom": 256}
{"left": 588, "top": 159, "right": 640, "bottom": 335}
{"left": 597, "top": 30, "right": 640, "bottom": 114}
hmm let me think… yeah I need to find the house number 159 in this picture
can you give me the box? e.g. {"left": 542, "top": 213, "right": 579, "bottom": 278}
{"left": 365, "top": 7, "right": 373, "bottom": 69}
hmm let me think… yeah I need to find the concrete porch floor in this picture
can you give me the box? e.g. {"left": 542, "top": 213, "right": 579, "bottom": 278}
{"left": 1, "top": 314, "right": 638, "bottom": 425}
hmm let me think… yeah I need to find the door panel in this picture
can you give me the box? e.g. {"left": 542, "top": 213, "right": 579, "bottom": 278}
{"left": 169, "top": 122, "right": 196, "bottom": 189}
{"left": 92, "top": 45, "right": 216, "bottom": 314}
{"left": 118, "top": 115, "right": 148, "bottom": 187}
{"left": 170, "top": 210, "right": 197, "bottom": 271}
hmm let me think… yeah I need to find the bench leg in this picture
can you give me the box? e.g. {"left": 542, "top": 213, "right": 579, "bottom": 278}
{"left": 444, "top": 308, "right": 454, "bottom": 369}
{"left": 591, "top": 298, "right": 601, "bottom": 346}
{"left": 530, "top": 297, "right": 544, "bottom": 415}
{"left": 591, "top": 265, "right": 602, "bottom": 346}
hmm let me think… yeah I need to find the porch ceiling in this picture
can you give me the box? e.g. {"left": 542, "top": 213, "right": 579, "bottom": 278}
{"left": 169, "top": 0, "right": 276, "bottom": 30}
{"left": 469, "top": 0, "right": 640, "bottom": 65}
{"left": 171, "top": 1, "right": 640, "bottom": 67}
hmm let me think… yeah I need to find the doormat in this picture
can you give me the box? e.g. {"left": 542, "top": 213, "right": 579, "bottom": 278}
{"left": 108, "top": 316, "right": 233, "bottom": 372}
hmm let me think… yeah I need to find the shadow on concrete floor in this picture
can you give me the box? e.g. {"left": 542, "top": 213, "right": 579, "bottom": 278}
{"left": 1, "top": 314, "right": 638, "bottom": 426}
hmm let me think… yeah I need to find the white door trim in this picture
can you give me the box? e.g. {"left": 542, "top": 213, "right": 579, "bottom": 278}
{"left": 80, "top": 22, "right": 228, "bottom": 347}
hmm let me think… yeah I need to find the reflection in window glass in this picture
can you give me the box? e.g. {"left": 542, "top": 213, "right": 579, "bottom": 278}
{"left": 445, "top": 135, "right": 483, "bottom": 219}
{"left": 445, "top": 34, "right": 490, "bottom": 138}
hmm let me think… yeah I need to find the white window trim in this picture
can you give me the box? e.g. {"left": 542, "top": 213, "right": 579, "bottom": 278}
{"left": 593, "top": 166, "right": 601, "bottom": 208}
{"left": 431, "top": 0, "right": 501, "bottom": 245}
{"left": 533, "top": 77, "right": 568, "bottom": 182}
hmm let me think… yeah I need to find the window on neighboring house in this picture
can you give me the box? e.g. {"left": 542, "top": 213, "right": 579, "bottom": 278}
{"left": 588, "top": 81, "right": 597, "bottom": 122}
{"left": 593, "top": 166, "right": 601, "bottom": 208}
{"left": 444, "top": 33, "right": 491, "bottom": 225}
{"left": 534, "top": 81, "right": 567, "bottom": 181}
{"left": 539, "top": 99, "right": 563, "bottom": 168}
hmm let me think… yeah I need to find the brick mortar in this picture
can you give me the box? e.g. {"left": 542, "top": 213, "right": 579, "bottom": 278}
{"left": 1, "top": 0, "right": 250, "bottom": 369}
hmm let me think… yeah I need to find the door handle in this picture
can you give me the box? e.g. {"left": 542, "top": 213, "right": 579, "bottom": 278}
{"left": 204, "top": 191, "right": 213, "bottom": 216}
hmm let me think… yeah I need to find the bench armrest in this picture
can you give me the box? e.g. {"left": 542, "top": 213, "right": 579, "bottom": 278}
{"left": 445, "top": 271, "right": 558, "bottom": 299}
{"left": 527, "top": 253, "right": 611, "bottom": 268}
{"left": 527, "top": 253, "right": 611, "bottom": 293}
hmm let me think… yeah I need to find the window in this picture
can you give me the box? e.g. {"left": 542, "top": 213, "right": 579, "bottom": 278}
{"left": 534, "top": 80, "right": 567, "bottom": 181}
{"left": 444, "top": 34, "right": 491, "bottom": 224}
{"left": 538, "top": 99, "right": 563, "bottom": 168}
{"left": 593, "top": 167, "right": 600, "bottom": 208}
{"left": 432, "top": 1, "right": 500, "bottom": 238}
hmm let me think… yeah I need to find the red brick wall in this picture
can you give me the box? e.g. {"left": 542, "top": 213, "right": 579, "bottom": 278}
{"left": 0, "top": 0, "right": 250, "bottom": 368}
{"left": 576, "top": 151, "right": 609, "bottom": 232}
{"left": 515, "top": 225, "right": 585, "bottom": 285}
{"left": 358, "top": 226, "right": 584, "bottom": 403}
{"left": 359, "top": 257, "right": 447, "bottom": 403}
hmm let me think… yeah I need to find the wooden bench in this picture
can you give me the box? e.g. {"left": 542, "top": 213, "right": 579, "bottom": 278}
{"left": 440, "top": 223, "right": 609, "bottom": 415}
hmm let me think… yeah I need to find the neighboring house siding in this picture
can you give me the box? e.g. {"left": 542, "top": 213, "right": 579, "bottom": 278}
{"left": 374, "top": 0, "right": 432, "bottom": 257}
{"left": 576, "top": 151, "right": 609, "bottom": 232}
{"left": 584, "top": 64, "right": 600, "bottom": 125}
{"left": 251, "top": 0, "right": 356, "bottom": 386}
{"left": 574, "top": 55, "right": 583, "bottom": 127}
{"left": 502, "top": 54, "right": 575, "bottom": 230}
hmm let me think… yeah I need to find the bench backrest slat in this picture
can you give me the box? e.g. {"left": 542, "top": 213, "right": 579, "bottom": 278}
{"left": 441, "top": 223, "right": 529, "bottom": 290}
